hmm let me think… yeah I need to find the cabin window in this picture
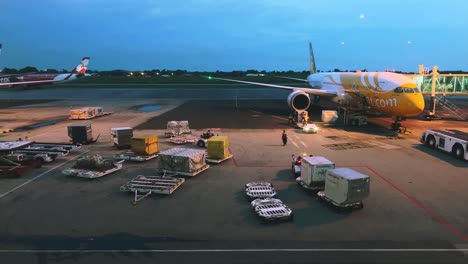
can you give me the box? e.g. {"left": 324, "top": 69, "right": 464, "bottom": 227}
{"left": 414, "top": 88, "right": 421, "bottom": 93}
{"left": 404, "top": 88, "right": 414, "bottom": 93}
{"left": 394, "top": 87, "right": 403, "bottom": 93}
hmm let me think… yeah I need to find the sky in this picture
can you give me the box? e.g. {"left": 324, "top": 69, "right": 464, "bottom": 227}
{"left": 0, "top": 0, "right": 467, "bottom": 72}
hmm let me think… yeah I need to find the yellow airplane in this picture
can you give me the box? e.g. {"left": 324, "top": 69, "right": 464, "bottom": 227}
{"left": 206, "top": 42, "right": 425, "bottom": 131}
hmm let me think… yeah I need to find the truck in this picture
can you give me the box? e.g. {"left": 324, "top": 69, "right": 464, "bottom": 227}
{"left": 421, "top": 129, "right": 468, "bottom": 161}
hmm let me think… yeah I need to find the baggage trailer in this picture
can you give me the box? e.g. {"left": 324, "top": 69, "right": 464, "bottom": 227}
{"left": 316, "top": 168, "right": 370, "bottom": 211}
{"left": 120, "top": 174, "right": 185, "bottom": 204}
{"left": 113, "top": 151, "right": 158, "bottom": 162}
{"left": 421, "top": 129, "right": 468, "bottom": 160}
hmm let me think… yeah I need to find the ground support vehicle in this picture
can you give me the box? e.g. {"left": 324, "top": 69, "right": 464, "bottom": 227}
{"left": 421, "top": 129, "right": 468, "bottom": 160}
{"left": 245, "top": 182, "right": 277, "bottom": 201}
{"left": 113, "top": 151, "right": 158, "bottom": 162}
{"left": 7, "top": 152, "right": 54, "bottom": 163}
{"left": 346, "top": 113, "right": 368, "bottom": 127}
{"left": 196, "top": 131, "right": 215, "bottom": 148}
{"left": 250, "top": 198, "right": 293, "bottom": 222}
{"left": 120, "top": 174, "right": 185, "bottom": 204}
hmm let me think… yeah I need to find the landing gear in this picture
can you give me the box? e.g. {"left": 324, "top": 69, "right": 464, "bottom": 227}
{"left": 391, "top": 116, "right": 406, "bottom": 133}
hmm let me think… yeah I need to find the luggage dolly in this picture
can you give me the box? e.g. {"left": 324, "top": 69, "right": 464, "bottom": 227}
{"left": 250, "top": 198, "right": 293, "bottom": 223}
{"left": 245, "top": 182, "right": 277, "bottom": 201}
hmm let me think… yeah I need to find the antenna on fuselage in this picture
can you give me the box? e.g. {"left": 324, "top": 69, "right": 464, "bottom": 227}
{"left": 309, "top": 42, "right": 317, "bottom": 74}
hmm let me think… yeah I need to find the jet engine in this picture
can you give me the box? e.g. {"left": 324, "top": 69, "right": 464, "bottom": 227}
{"left": 287, "top": 90, "right": 311, "bottom": 111}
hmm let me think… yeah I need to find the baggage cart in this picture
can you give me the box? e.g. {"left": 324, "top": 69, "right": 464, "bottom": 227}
{"left": 120, "top": 174, "right": 185, "bottom": 204}
{"left": 113, "top": 151, "right": 158, "bottom": 162}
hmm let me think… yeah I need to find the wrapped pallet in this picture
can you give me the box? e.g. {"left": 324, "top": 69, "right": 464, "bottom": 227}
{"left": 70, "top": 107, "right": 94, "bottom": 119}
{"left": 131, "top": 135, "right": 158, "bottom": 155}
{"left": 159, "top": 148, "right": 206, "bottom": 173}
{"left": 165, "top": 121, "right": 179, "bottom": 137}
{"left": 324, "top": 168, "right": 370, "bottom": 205}
{"left": 178, "top": 120, "right": 191, "bottom": 135}
{"left": 301, "top": 156, "right": 335, "bottom": 187}
{"left": 207, "top": 136, "right": 230, "bottom": 160}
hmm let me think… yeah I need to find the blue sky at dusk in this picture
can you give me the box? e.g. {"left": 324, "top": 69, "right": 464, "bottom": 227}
{"left": 0, "top": 0, "right": 467, "bottom": 72}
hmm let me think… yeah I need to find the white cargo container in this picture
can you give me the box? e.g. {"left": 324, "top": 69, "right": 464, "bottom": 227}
{"left": 321, "top": 110, "right": 338, "bottom": 123}
{"left": 299, "top": 156, "right": 335, "bottom": 188}
{"left": 111, "top": 127, "right": 133, "bottom": 148}
{"left": 323, "top": 168, "right": 370, "bottom": 206}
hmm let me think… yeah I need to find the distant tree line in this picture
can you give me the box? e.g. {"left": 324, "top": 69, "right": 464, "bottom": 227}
{"left": 2, "top": 67, "right": 468, "bottom": 76}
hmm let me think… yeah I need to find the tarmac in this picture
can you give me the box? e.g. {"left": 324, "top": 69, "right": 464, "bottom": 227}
{"left": 0, "top": 87, "right": 467, "bottom": 264}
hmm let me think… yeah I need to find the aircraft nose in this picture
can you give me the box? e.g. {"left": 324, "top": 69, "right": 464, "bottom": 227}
{"left": 410, "top": 94, "right": 425, "bottom": 115}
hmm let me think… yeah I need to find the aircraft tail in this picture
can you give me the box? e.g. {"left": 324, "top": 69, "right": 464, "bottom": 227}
{"left": 71, "top": 57, "right": 90, "bottom": 74}
{"left": 309, "top": 42, "right": 316, "bottom": 74}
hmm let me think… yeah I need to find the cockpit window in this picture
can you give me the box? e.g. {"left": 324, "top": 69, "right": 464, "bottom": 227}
{"left": 414, "top": 88, "right": 420, "bottom": 93}
{"left": 404, "top": 88, "right": 414, "bottom": 93}
{"left": 394, "top": 87, "right": 403, "bottom": 93}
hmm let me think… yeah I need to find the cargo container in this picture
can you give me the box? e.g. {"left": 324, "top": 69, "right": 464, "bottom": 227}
{"left": 67, "top": 124, "right": 93, "bottom": 144}
{"left": 158, "top": 148, "right": 208, "bottom": 176}
{"left": 322, "top": 168, "right": 370, "bottom": 206}
{"left": 207, "top": 136, "right": 230, "bottom": 159}
{"left": 131, "top": 135, "right": 158, "bottom": 156}
{"left": 111, "top": 127, "right": 133, "bottom": 148}
{"left": 298, "top": 156, "right": 335, "bottom": 189}
{"left": 321, "top": 110, "right": 338, "bottom": 123}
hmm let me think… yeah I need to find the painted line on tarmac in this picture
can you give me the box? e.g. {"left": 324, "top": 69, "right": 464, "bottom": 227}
{"left": 364, "top": 165, "right": 468, "bottom": 241}
{"left": 289, "top": 138, "right": 299, "bottom": 148}
{"left": 0, "top": 248, "right": 468, "bottom": 253}
{"left": 0, "top": 151, "right": 89, "bottom": 199}
{"left": 299, "top": 140, "right": 307, "bottom": 147}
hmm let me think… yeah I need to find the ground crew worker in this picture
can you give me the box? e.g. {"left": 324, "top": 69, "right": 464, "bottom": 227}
{"left": 282, "top": 130, "right": 288, "bottom": 146}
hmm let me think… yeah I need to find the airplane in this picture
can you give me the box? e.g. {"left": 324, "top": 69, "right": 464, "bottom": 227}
{"left": 205, "top": 42, "right": 425, "bottom": 131}
{"left": 0, "top": 56, "right": 90, "bottom": 87}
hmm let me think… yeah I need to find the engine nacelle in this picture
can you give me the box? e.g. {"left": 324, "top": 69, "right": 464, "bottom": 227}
{"left": 287, "top": 90, "right": 311, "bottom": 111}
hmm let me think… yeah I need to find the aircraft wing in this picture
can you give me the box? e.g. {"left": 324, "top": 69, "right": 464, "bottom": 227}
{"left": 204, "top": 76, "right": 336, "bottom": 97}
{"left": 0, "top": 79, "right": 59, "bottom": 87}
{"left": 274, "top": 76, "right": 308, "bottom": 82}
